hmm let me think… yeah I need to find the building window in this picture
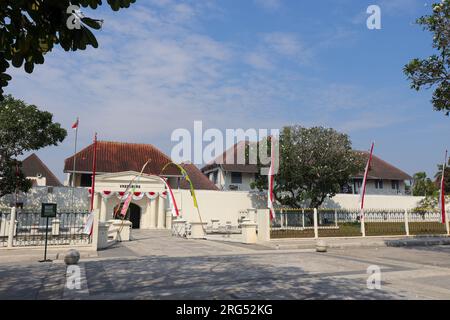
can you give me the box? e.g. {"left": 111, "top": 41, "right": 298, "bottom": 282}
{"left": 391, "top": 180, "right": 399, "bottom": 190}
{"left": 80, "top": 174, "right": 92, "bottom": 187}
{"left": 213, "top": 171, "right": 218, "bottom": 184}
{"left": 375, "top": 180, "right": 384, "bottom": 189}
{"left": 231, "top": 172, "right": 242, "bottom": 184}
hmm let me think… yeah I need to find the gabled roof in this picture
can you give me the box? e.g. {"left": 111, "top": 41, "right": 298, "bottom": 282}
{"left": 354, "top": 151, "right": 412, "bottom": 181}
{"left": 64, "top": 141, "right": 180, "bottom": 176}
{"left": 180, "top": 163, "right": 218, "bottom": 191}
{"left": 22, "top": 153, "right": 62, "bottom": 187}
{"left": 201, "top": 141, "right": 413, "bottom": 181}
{"left": 201, "top": 141, "right": 259, "bottom": 174}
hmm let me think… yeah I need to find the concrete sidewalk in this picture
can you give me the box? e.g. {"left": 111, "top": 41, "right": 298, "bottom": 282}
{"left": 263, "top": 236, "right": 450, "bottom": 250}
{"left": 0, "top": 247, "right": 98, "bottom": 264}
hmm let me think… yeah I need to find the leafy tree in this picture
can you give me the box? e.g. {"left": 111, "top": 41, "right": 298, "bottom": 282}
{"left": 434, "top": 157, "right": 450, "bottom": 191}
{"left": 412, "top": 171, "right": 438, "bottom": 196}
{"left": 251, "top": 126, "right": 365, "bottom": 209}
{"left": 0, "top": 158, "right": 32, "bottom": 198}
{"left": 0, "top": 0, "right": 136, "bottom": 97}
{"left": 0, "top": 95, "right": 66, "bottom": 197}
{"left": 404, "top": 0, "right": 450, "bottom": 115}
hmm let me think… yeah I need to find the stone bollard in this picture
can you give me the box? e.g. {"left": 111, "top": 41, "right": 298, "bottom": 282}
{"left": 190, "top": 222, "right": 208, "bottom": 239}
{"left": 240, "top": 218, "right": 258, "bottom": 244}
{"left": 97, "top": 222, "right": 110, "bottom": 249}
{"left": 316, "top": 240, "right": 328, "bottom": 253}
{"left": 165, "top": 212, "right": 173, "bottom": 230}
{"left": 64, "top": 249, "right": 80, "bottom": 265}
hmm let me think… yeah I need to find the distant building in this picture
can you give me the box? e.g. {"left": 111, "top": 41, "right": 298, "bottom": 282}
{"left": 21, "top": 153, "right": 62, "bottom": 187}
{"left": 342, "top": 151, "right": 412, "bottom": 196}
{"left": 64, "top": 141, "right": 217, "bottom": 191}
{"left": 201, "top": 142, "right": 412, "bottom": 195}
{"left": 201, "top": 141, "right": 258, "bottom": 191}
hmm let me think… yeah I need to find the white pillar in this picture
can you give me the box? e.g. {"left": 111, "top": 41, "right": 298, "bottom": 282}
{"left": 361, "top": 209, "right": 366, "bottom": 237}
{"left": 313, "top": 208, "right": 319, "bottom": 239}
{"left": 404, "top": 209, "right": 410, "bottom": 236}
{"left": 142, "top": 198, "right": 151, "bottom": 229}
{"left": 240, "top": 219, "right": 258, "bottom": 244}
{"left": 446, "top": 205, "right": 450, "bottom": 236}
{"left": 157, "top": 196, "right": 165, "bottom": 229}
{"left": 99, "top": 198, "right": 108, "bottom": 222}
{"left": 256, "top": 209, "right": 270, "bottom": 242}
{"left": 7, "top": 207, "right": 17, "bottom": 248}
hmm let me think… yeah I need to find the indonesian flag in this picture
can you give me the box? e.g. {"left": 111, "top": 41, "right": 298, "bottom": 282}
{"left": 360, "top": 142, "right": 375, "bottom": 211}
{"left": 72, "top": 118, "right": 79, "bottom": 129}
{"left": 268, "top": 137, "right": 276, "bottom": 220}
{"left": 439, "top": 150, "right": 447, "bottom": 224}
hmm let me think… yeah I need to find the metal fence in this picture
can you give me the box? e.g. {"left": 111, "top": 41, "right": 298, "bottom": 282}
{"left": 271, "top": 208, "right": 448, "bottom": 239}
{"left": 1, "top": 209, "right": 91, "bottom": 247}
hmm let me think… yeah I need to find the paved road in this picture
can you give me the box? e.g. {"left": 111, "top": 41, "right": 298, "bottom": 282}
{"left": 1, "top": 230, "right": 450, "bottom": 299}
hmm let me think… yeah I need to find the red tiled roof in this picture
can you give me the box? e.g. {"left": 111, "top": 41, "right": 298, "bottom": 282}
{"left": 64, "top": 141, "right": 180, "bottom": 176}
{"left": 354, "top": 151, "right": 412, "bottom": 180}
{"left": 179, "top": 163, "right": 218, "bottom": 191}
{"left": 202, "top": 141, "right": 259, "bottom": 173}
{"left": 22, "top": 153, "right": 62, "bottom": 187}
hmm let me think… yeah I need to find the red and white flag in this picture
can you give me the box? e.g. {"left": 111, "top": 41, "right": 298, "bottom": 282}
{"left": 268, "top": 137, "right": 276, "bottom": 220}
{"left": 439, "top": 150, "right": 447, "bottom": 224}
{"left": 360, "top": 142, "right": 375, "bottom": 211}
{"left": 71, "top": 118, "right": 79, "bottom": 129}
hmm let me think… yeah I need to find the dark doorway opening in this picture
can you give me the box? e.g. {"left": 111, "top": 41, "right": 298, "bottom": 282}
{"left": 113, "top": 203, "right": 141, "bottom": 229}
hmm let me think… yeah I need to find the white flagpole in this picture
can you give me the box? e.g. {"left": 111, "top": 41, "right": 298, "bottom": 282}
{"left": 71, "top": 118, "right": 79, "bottom": 210}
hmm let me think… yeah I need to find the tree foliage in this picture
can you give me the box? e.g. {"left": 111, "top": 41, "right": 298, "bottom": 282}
{"left": 412, "top": 171, "right": 438, "bottom": 196}
{"left": 0, "top": 95, "right": 66, "bottom": 197}
{"left": 0, "top": 0, "right": 136, "bottom": 97}
{"left": 251, "top": 126, "right": 365, "bottom": 209}
{"left": 434, "top": 157, "right": 450, "bottom": 191}
{"left": 404, "top": 0, "right": 450, "bottom": 115}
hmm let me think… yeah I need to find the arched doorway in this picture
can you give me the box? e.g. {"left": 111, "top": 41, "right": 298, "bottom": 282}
{"left": 113, "top": 203, "right": 142, "bottom": 229}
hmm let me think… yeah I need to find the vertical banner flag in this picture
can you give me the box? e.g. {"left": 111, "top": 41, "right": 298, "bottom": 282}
{"left": 440, "top": 150, "right": 447, "bottom": 224}
{"left": 360, "top": 142, "right": 375, "bottom": 211}
{"left": 268, "top": 136, "right": 276, "bottom": 220}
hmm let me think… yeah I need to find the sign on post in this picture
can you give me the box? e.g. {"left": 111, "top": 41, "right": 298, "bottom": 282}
{"left": 39, "top": 203, "right": 57, "bottom": 263}
{"left": 41, "top": 203, "right": 57, "bottom": 218}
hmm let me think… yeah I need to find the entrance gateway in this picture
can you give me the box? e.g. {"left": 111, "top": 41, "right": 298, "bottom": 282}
{"left": 91, "top": 171, "right": 175, "bottom": 230}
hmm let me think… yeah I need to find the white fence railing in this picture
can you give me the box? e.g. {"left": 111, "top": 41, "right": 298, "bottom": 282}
{"left": 270, "top": 208, "right": 449, "bottom": 238}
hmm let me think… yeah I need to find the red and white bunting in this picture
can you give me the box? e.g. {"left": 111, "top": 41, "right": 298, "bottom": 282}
{"left": 118, "top": 192, "right": 130, "bottom": 201}
{"left": 160, "top": 191, "right": 168, "bottom": 199}
{"left": 146, "top": 192, "right": 158, "bottom": 201}
{"left": 132, "top": 192, "right": 145, "bottom": 201}
{"left": 101, "top": 191, "right": 114, "bottom": 199}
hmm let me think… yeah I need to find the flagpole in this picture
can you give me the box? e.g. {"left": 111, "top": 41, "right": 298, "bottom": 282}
{"left": 71, "top": 117, "right": 79, "bottom": 210}
{"left": 90, "top": 133, "right": 98, "bottom": 212}
{"left": 72, "top": 117, "right": 79, "bottom": 187}
{"left": 440, "top": 150, "right": 447, "bottom": 227}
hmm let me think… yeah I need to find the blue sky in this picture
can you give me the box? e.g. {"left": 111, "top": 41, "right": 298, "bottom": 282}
{"left": 6, "top": 0, "right": 449, "bottom": 182}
